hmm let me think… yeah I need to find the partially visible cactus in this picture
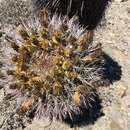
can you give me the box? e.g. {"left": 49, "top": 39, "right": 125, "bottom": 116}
{"left": 2, "top": 10, "right": 105, "bottom": 122}
{"left": 32, "top": 0, "right": 110, "bottom": 29}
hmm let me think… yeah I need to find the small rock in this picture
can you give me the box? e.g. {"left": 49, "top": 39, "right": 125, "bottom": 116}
{"left": 116, "top": 83, "right": 127, "bottom": 98}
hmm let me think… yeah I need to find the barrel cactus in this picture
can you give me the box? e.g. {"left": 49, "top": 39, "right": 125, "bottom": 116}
{"left": 2, "top": 10, "right": 106, "bottom": 127}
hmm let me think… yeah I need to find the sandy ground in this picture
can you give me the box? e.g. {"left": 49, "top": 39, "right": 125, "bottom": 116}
{"left": 0, "top": 0, "right": 130, "bottom": 130}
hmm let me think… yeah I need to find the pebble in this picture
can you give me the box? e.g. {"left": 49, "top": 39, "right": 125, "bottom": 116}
{"left": 116, "top": 82, "right": 127, "bottom": 97}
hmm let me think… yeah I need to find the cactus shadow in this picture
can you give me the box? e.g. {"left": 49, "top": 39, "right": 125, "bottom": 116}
{"left": 64, "top": 52, "right": 122, "bottom": 128}
{"left": 102, "top": 52, "right": 122, "bottom": 84}
{"left": 64, "top": 93, "right": 103, "bottom": 127}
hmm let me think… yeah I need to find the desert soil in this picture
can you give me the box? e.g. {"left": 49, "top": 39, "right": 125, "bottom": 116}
{"left": 0, "top": 0, "right": 130, "bottom": 130}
